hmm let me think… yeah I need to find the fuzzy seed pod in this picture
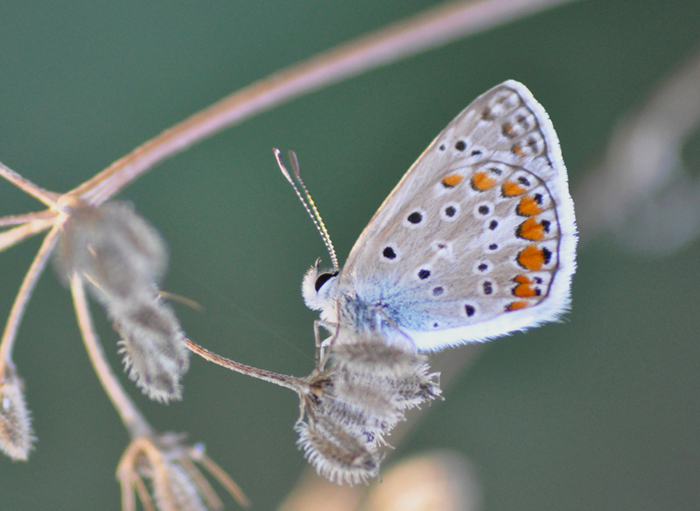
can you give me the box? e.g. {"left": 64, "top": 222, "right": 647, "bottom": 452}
{"left": 56, "top": 200, "right": 190, "bottom": 402}
{"left": 115, "top": 293, "right": 190, "bottom": 403}
{"left": 152, "top": 461, "right": 208, "bottom": 511}
{"left": 56, "top": 201, "right": 167, "bottom": 302}
{"left": 118, "top": 433, "right": 248, "bottom": 511}
{"left": 0, "top": 363, "right": 35, "bottom": 461}
{"left": 330, "top": 336, "right": 427, "bottom": 379}
{"left": 295, "top": 418, "right": 382, "bottom": 485}
{"left": 295, "top": 334, "right": 442, "bottom": 484}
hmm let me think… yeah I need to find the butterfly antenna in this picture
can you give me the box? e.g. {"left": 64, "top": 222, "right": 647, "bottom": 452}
{"left": 274, "top": 148, "right": 339, "bottom": 271}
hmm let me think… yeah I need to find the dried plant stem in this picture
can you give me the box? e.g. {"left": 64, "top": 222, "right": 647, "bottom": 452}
{"left": 0, "top": 226, "right": 61, "bottom": 379}
{"left": 190, "top": 449, "right": 251, "bottom": 507}
{"left": 131, "top": 475, "right": 154, "bottom": 511}
{"left": 0, "top": 211, "right": 58, "bottom": 228}
{"left": 70, "top": 275, "right": 154, "bottom": 439}
{"left": 185, "top": 339, "right": 307, "bottom": 394}
{"left": 72, "top": 0, "right": 574, "bottom": 206}
{"left": 118, "top": 437, "right": 164, "bottom": 511}
{"left": 178, "top": 456, "right": 224, "bottom": 509}
{"left": 0, "top": 161, "right": 59, "bottom": 207}
{"left": 0, "top": 218, "right": 55, "bottom": 253}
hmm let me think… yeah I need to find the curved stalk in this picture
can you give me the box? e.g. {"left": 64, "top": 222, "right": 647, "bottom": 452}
{"left": 70, "top": 275, "right": 154, "bottom": 439}
{"left": 71, "top": 0, "right": 574, "bottom": 206}
{"left": 0, "top": 226, "right": 61, "bottom": 379}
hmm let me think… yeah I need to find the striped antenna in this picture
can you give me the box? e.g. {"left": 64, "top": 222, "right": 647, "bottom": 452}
{"left": 274, "top": 149, "right": 339, "bottom": 271}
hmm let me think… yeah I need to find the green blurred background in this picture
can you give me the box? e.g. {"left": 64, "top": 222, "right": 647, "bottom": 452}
{"left": 1, "top": 0, "right": 699, "bottom": 509}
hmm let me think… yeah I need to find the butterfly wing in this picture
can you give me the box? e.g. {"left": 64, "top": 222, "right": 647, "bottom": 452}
{"left": 338, "top": 80, "right": 577, "bottom": 351}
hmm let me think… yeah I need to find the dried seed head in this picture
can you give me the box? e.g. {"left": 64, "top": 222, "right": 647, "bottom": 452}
{"left": 118, "top": 433, "right": 248, "bottom": 511}
{"left": 295, "top": 334, "right": 442, "bottom": 484}
{"left": 329, "top": 374, "right": 402, "bottom": 434}
{"left": 391, "top": 362, "right": 442, "bottom": 409}
{"left": 56, "top": 201, "right": 167, "bottom": 302}
{"left": 55, "top": 200, "right": 191, "bottom": 402}
{"left": 115, "top": 294, "right": 190, "bottom": 403}
{"left": 295, "top": 419, "right": 382, "bottom": 485}
{"left": 330, "top": 336, "right": 427, "bottom": 379}
{"left": 185, "top": 333, "right": 441, "bottom": 486}
{"left": 152, "top": 461, "right": 208, "bottom": 511}
{"left": 0, "top": 363, "right": 35, "bottom": 461}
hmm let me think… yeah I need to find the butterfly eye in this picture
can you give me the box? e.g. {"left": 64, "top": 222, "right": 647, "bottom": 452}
{"left": 314, "top": 271, "right": 338, "bottom": 292}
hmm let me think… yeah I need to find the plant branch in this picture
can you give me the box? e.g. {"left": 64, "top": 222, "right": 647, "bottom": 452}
{"left": 0, "top": 161, "right": 60, "bottom": 207}
{"left": 0, "top": 218, "right": 55, "bottom": 254}
{"left": 70, "top": 0, "right": 575, "bottom": 206}
{"left": 185, "top": 338, "right": 307, "bottom": 394}
{"left": 0, "top": 211, "right": 58, "bottom": 228}
{"left": 70, "top": 274, "right": 154, "bottom": 439}
{"left": 0, "top": 225, "right": 61, "bottom": 378}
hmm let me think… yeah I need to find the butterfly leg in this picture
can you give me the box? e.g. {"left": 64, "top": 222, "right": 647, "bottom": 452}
{"left": 376, "top": 309, "right": 417, "bottom": 350}
{"left": 313, "top": 319, "right": 341, "bottom": 371}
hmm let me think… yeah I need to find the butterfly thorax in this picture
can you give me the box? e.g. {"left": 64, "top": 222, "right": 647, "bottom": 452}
{"left": 336, "top": 292, "right": 395, "bottom": 334}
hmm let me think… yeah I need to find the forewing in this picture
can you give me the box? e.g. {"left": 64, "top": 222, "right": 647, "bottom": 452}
{"left": 339, "top": 81, "right": 576, "bottom": 350}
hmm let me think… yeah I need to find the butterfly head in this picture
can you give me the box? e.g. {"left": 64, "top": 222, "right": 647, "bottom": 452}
{"left": 302, "top": 258, "right": 339, "bottom": 312}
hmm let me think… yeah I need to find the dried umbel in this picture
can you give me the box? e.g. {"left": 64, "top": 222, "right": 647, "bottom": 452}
{"left": 0, "top": 362, "right": 34, "bottom": 461}
{"left": 115, "top": 293, "right": 190, "bottom": 402}
{"left": 118, "top": 433, "right": 249, "bottom": 511}
{"left": 55, "top": 200, "right": 168, "bottom": 300}
{"left": 296, "top": 335, "right": 442, "bottom": 484}
{"left": 0, "top": 164, "right": 243, "bottom": 508}
{"left": 186, "top": 333, "right": 442, "bottom": 485}
{"left": 56, "top": 199, "right": 189, "bottom": 402}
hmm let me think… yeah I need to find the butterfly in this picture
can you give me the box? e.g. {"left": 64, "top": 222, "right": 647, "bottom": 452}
{"left": 277, "top": 80, "right": 577, "bottom": 352}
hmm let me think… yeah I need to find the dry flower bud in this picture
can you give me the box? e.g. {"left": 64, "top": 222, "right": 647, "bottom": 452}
{"left": 296, "top": 335, "right": 441, "bottom": 484}
{"left": 0, "top": 363, "right": 35, "bottom": 461}
{"left": 56, "top": 200, "right": 190, "bottom": 402}
{"left": 118, "top": 433, "right": 248, "bottom": 511}
{"left": 329, "top": 374, "right": 402, "bottom": 434}
{"left": 296, "top": 418, "right": 382, "bottom": 485}
{"left": 56, "top": 201, "right": 167, "bottom": 302}
{"left": 330, "top": 337, "right": 428, "bottom": 378}
{"left": 115, "top": 293, "right": 190, "bottom": 403}
{"left": 185, "top": 334, "right": 441, "bottom": 486}
{"left": 390, "top": 362, "right": 442, "bottom": 409}
{"left": 152, "top": 461, "right": 208, "bottom": 511}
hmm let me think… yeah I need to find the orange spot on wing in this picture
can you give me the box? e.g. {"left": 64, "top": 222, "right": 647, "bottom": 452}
{"left": 513, "top": 275, "right": 538, "bottom": 298}
{"left": 471, "top": 171, "right": 496, "bottom": 191}
{"left": 512, "top": 144, "right": 525, "bottom": 157}
{"left": 441, "top": 173, "right": 464, "bottom": 188}
{"left": 517, "top": 245, "right": 550, "bottom": 271}
{"left": 517, "top": 195, "right": 542, "bottom": 217}
{"left": 502, "top": 180, "right": 527, "bottom": 196}
{"left": 507, "top": 301, "right": 530, "bottom": 311}
{"left": 517, "top": 217, "right": 545, "bottom": 241}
